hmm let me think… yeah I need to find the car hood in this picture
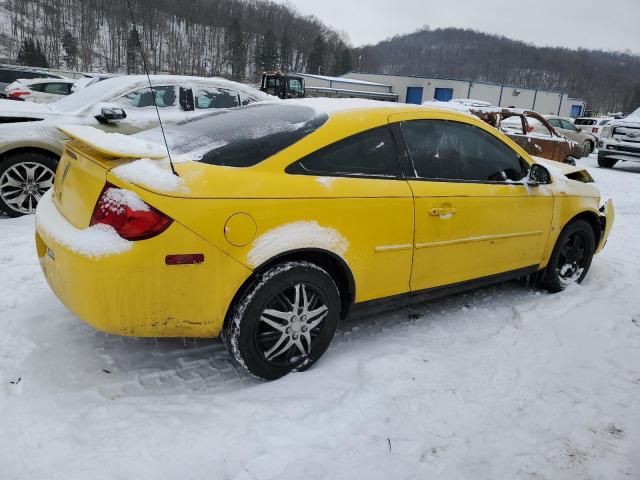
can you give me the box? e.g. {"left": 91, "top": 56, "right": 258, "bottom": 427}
{"left": 0, "top": 99, "right": 60, "bottom": 122}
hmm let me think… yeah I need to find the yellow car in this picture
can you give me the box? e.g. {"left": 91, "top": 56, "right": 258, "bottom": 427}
{"left": 35, "top": 100, "right": 614, "bottom": 380}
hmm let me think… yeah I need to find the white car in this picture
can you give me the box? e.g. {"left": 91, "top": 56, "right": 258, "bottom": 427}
{"left": 0, "top": 74, "right": 273, "bottom": 216}
{"left": 597, "top": 108, "right": 640, "bottom": 168}
{"left": 5, "top": 78, "right": 76, "bottom": 103}
{"left": 574, "top": 116, "right": 613, "bottom": 141}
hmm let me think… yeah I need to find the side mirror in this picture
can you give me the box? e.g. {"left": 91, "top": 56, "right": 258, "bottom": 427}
{"left": 528, "top": 163, "right": 551, "bottom": 186}
{"left": 95, "top": 106, "right": 127, "bottom": 124}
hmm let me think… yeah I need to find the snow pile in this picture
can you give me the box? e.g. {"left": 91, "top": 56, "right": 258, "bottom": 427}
{"left": 247, "top": 221, "right": 348, "bottom": 267}
{"left": 101, "top": 188, "right": 149, "bottom": 214}
{"left": 2, "top": 154, "right": 639, "bottom": 479}
{"left": 112, "top": 159, "right": 187, "bottom": 194}
{"left": 35, "top": 190, "right": 131, "bottom": 258}
{"left": 58, "top": 125, "right": 168, "bottom": 159}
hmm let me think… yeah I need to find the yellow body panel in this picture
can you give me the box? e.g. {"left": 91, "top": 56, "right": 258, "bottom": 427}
{"left": 35, "top": 104, "right": 614, "bottom": 338}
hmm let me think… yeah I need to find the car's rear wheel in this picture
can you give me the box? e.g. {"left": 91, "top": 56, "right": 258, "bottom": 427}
{"left": 223, "top": 261, "right": 341, "bottom": 380}
{"left": 540, "top": 220, "right": 596, "bottom": 293}
{"left": 582, "top": 141, "right": 593, "bottom": 156}
{"left": 597, "top": 157, "right": 618, "bottom": 168}
{"left": 0, "top": 151, "right": 56, "bottom": 217}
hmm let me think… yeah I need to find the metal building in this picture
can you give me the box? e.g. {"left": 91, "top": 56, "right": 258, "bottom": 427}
{"left": 341, "top": 72, "right": 586, "bottom": 118}
{"left": 297, "top": 73, "right": 398, "bottom": 101}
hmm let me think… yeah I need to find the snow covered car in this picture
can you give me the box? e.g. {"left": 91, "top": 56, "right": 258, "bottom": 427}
{"left": 0, "top": 74, "right": 272, "bottom": 216}
{"left": 5, "top": 78, "right": 76, "bottom": 103}
{"left": 35, "top": 100, "right": 614, "bottom": 380}
{"left": 597, "top": 107, "right": 640, "bottom": 168}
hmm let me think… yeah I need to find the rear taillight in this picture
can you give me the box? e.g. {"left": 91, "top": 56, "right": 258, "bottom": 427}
{"left": 9, "top": 91, "right": 30, "bottom": 98}
{"left": 90, "top": 183, "right": 172, "bottom": 241}
{"left": 592, "top": 127, "right": 599, "bottom": 133}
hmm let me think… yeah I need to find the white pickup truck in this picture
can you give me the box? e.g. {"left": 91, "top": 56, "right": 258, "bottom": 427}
{"left": 598, "top": 108, "right": 640, "bottom": 168}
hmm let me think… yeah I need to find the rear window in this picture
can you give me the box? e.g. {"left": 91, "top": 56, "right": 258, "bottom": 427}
{"left": 139, "top": 103, "right": 328, "bottom": 167}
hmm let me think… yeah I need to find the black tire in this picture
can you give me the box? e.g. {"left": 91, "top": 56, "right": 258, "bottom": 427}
{"left": 223, "top": 261, "right": 341, "bottom": 380}
{"left": 582, "top": 141, "right": 593, "bottom": 156}
{"left": 540, "top": 220, "right": 596, "bottom": 293}
{"left": 597, "top": 156, "right": 618, "bottom": 168}
{"left": 0, "top": 151, "right": 57, "bottom": 217}
{"left": 565, "top": 156, "right": 577, "bottom": 166}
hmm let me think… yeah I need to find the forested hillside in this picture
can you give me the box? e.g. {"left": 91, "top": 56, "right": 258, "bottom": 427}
{"left": 0, "top": 0, "right": 352, "bottom": 81}
{"left": 354, "top": 27, "right": 640, "bottom": 113}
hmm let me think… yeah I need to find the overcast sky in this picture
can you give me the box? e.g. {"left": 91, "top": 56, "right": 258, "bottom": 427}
{"left": 274, "top": 0, "right": 640, "bottom": 53}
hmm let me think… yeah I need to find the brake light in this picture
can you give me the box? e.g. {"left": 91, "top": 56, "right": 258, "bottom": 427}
{"left": 90, "top": 183, "right": 172, "bottom": 241}
{"left": 9, "top": 91, "right": 30, "bottom": 98}
{"left": 592, "top": 128, "right": 599, "bottom": 133}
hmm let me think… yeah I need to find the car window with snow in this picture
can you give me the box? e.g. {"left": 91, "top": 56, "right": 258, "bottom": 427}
{"left": 137, "top": 103, "right": 328, "bottom": 167}
{"left": 195, "top": 88, "right": 240, "bottom": 109}
{"left": 117, "top": 86, "right": 177, "bottom": 108}
{"left": 401, "top": 120, "right": 528, "bottom": 182}
{"left": 287, "top": 126, "right": 401, "bottom": 178}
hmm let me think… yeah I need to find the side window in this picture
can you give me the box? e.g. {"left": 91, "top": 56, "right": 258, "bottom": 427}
{"left": 43, "top": 82, "right": 70, "bottom": 95}
{"left": 288, "top": 126, "right": 401, "bottom": 178}
{"left": 288, "top": 79, "right": 303, "bottom": 95}
{"left": 195, "top": 88, "right": 240, "bottom": 109}
{"left": 29, "top": 83, "right": 46, "bottom": 92}
{"left": 527, "top": 115, "right": 554, "bottom": 137}
{"left": 401, "top": 120, "right": 528, "bottom": 182}
{"left": 547, "top": 118, "right": 561, "bottom": 128}
{"left": 117, "top": 86, "right": 176, "bottom": 108}
{"left": 561, "top": 120, "right": 577, "bottom": 131}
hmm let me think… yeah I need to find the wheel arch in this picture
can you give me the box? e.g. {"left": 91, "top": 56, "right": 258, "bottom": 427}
{"left": 0, "top": 146, "right": 61, "bottom": 164}
{"left": 565, "top": 210, "right": 602, "bottom": 245}
{"left": 224, "top": 248, "right": 356, "bottom": 330}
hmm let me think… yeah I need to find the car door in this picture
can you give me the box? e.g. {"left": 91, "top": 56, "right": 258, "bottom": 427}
{"left": 286, "top": 125, "right": 415, "bottom": 301}
{"left": 390, "top": 113, "right": 554, "bottom": 292}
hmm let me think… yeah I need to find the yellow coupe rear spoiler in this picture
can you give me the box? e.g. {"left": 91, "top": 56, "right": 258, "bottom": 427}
{"left": 58, "top": 125, "right": 167, "bottom": 160}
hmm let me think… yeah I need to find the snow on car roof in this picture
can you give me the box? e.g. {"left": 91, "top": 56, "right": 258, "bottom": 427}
{"left": 14, "top": 77, "right": 76, "bottom": 86}
{"left": 50, "top": 75, "right": 273, "bottom": 113}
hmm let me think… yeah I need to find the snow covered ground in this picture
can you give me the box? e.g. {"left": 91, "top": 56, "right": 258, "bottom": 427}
{"left": 1, "top": 154, "right": 639, "bottom": 479}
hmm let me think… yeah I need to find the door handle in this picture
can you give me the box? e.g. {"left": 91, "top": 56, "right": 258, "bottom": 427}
{"left": 428, "top": 207, "right": 458, "bottom": 217}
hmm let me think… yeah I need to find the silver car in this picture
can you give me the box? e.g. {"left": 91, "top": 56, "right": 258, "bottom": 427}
{"left": 544, "top": 115, "right": 597, "bottom": 156}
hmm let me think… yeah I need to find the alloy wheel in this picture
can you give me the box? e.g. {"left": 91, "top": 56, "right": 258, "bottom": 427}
{"left": 256, "top": 282, "right": 329, "bottom": 366}
{"left": 0, "top": 162, "right": 54, "bottom": 214}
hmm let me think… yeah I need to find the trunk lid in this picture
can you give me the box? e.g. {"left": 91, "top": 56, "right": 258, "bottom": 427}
{"left": 53, "top": 141, "right": 112, "bottom": 229}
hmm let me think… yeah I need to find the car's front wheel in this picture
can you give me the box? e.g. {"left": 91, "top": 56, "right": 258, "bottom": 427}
{"left": 0, "top": 151, "right": 57, "bottom": 217}
{"left": 540, "top": 220, "right": 596, "bottom": 293}
{"left": 597, "top": 156, "right": 618, "bottom": 168}
{"left": 223, "top": 261, "right": 341, "bottom": 380}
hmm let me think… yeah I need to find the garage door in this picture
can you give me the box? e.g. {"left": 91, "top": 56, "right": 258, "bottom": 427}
{"left": 434, "top": 88, "right": 453, "bottom": 102}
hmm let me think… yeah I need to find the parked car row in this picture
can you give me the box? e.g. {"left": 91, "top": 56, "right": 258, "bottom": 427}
{"left": 432, "top": 99, "right": 586, "bottom": 165}
{"left": 0, "top": 74, "right": 272, "bottom": 216}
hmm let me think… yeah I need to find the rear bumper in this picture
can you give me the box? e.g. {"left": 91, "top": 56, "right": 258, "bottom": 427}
{"left": 35, "top": 191, "right": 251, "bottom": 338}
{"left": 595, "top": 199, "right": 614, "bottom": 255}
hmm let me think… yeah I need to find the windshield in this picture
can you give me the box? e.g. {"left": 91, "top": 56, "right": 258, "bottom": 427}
{"left": 135, "top": 103, "right": 328, "bottom": 167}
